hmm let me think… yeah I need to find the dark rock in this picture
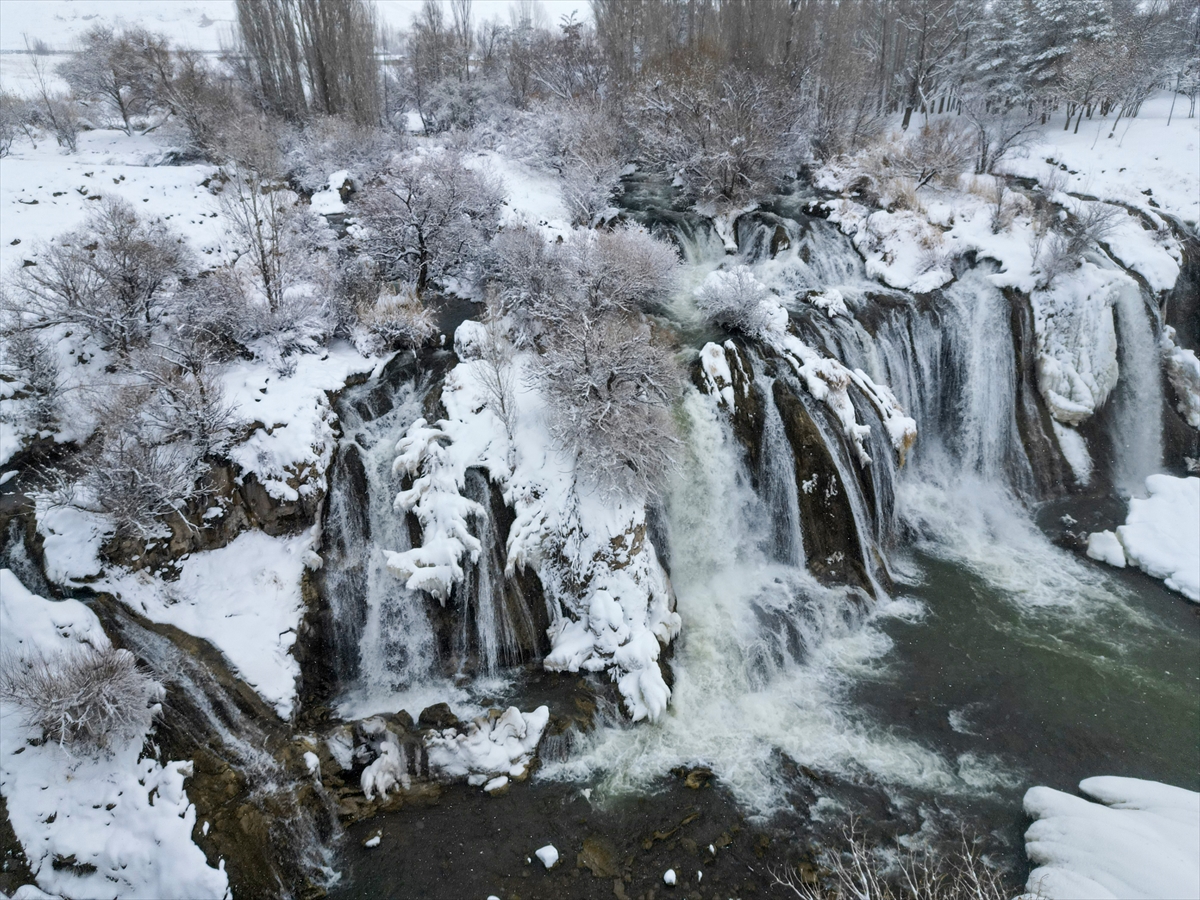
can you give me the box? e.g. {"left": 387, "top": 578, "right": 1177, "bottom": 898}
{"left": 418, "top": 703, "right": 460, "bottom": 731}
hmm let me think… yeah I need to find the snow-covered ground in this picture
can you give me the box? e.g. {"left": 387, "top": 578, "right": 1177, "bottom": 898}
{"left": 0, "top": 2, "right": 235, "bottom": 53}
{"left": 1021, "top": 776, "right": 1200, "bottom": 900}
{"left": 0, "top": 569, "right": 230, "bottom": 900}
{"left": 1003, "top": 91, "right": 1200, "bottom": 226}
{"left": 1088, "top": 475, "right": 1200, "bottom": 602}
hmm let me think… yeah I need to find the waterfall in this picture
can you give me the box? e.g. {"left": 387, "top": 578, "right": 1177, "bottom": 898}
{"left": 543, "top": 389, "right": 965, "bottom": 814}
{"left": 323, "top": 359, "right": 453, "bottom": 719}
{"left": 457, "top": 468, "right": 542, "bottom": 677}
{"left": 756, "top": 376, "right": 806, "bottom": 568}
{"left": 1106, "top": 274, "right": 1164, "bottom": 495}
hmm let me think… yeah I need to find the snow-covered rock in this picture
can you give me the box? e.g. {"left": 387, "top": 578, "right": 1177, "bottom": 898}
{"left": 1021, "top": 776, "right": 1200, "bottom": 900}
{"left": 1162, "top": 326, "right": 1200, "bottom": 429}
{"left": 97, "top": 528, "right": 320, "bottom": 718}
{"left": 1116, "top": 475, "right": 1199, "bottom": 602}
{"left": 1086, "top": 531, "right": 1126, "bottom": 568}
{"left": 535, "top": 844, "right": 559, "bottom": 869}
{"left": 426, "top": 706, "right": 548, "bottom": 784}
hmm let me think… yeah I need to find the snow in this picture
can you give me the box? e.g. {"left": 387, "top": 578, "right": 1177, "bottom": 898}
{"left": 1002, "top": 90, "right": 1200, "bottom": 227}
{"left": 1116, "top": 475, "right": 1200, "bottom": 602}
{"left": 0, "top": 569, "right": 230, "bottom": 900}
{"left": 364, "top": 834, "right": 381, "bottom": 849}
{"left": 360, "top": 736, "right": 410, "bottom": 801}
{"left": 222, "top": 342, "right": 378, "bottom": 503}
{"left": 1162, "top": 326, "right": 1200, "bottom": 429}
{"left": 1052, "top": 421, "right": 1093, "bottom": 486}
{"left": 97, "top": 528, "right": 321, "bottom": 718}
{"left": 1021, "top": 777, "right": 1200, "bottom": 900}
{"left": 699, "top": 343, "right": 736, "bottom": 410}
{"left": 1085, "top": 531, "right": 1125, "bottom": 569}
{"left": 663, "top": 868, "right": 677, "bottom": 885}
{"left": 425, "top": 706, "right": 549, "bottom": 784}
{"left": 0, "top": 1, "right": 236, "bottom": 53}
{"left": 310, "top": 171, "right": 352, "bottom": 216}
{"left": 534, "top": 845, "right": 559, "bottom": 869}
{"left": 35, "top": 505, "right": 108, "bottom": 585}
{"left": 464, "top": 151, "right": 571, "bottom": 240}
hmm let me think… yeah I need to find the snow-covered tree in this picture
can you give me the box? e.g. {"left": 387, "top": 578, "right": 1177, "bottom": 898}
{"left": 9, "top": 196, "right": 188, "bottom": 354}
{"left": 355, "top": 152, "right": 503, "bottom": 295}
{"left": 534, "top": 310, "right": 680, "bottom": 498}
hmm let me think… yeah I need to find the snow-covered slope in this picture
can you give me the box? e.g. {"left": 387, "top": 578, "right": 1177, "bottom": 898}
{"left": 0, "top": 569, "right": 230, "bottom": 900}
{"left": 1021, "top": 776, "right": 1200, "bottom": 900}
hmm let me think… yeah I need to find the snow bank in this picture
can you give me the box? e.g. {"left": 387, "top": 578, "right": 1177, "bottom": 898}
{"left": 0, "top": 569, "right": 230, "bottom": 900}
{"left": 97, "top": 528, "right": 320, "bottom": 718}
{"left": 1085, "top": 531, "right": 1125, "bottom": 568}
{"left": 426, "top": 706, "right": 549, "bottom": 785}
{"left": 222, "top": 342, "right": 377, "bottom": 503}
{"left": 35, "top": 505, "right": 108, "bottom": 585}
{"left": 1002, "top": 90, "right": 1200, "bottom": 226}
{"left": 1021, "top": 776, "right": 1200, "bottom": 900}
{"left": 387, "top": 322, "right": 681, "bottom": 721}
{"left": 1116, "top": 475, "right": 1199, "bottom": 602}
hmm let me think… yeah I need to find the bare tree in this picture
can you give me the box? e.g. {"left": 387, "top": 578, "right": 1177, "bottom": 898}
{"left": 354, "top": 152, "right": 503, "bottom": 295}
{"left": 533, "top": 311, "right": 680, "bottom": 497}
{"left": 9, "top": 196, "right": 187, "bottom": 353}
{"left": 58, "top": 26, "right": 164, "bottom": 135}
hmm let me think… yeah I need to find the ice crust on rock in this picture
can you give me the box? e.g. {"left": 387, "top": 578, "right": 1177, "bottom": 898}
{"left": 1021, "top": 776, "right": 1200, "bottom": 900}
{"left": 426, "top": 706, "right": 549, "bottom": 784}
{"left": 0, "top": 570, "right": 230, "bottom": 900}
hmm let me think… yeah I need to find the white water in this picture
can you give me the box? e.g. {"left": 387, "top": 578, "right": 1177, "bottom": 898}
{"left": 543, "top": 390, "right": 1011, "bottom": 815}
{"left": 1107, "top": 273, "right": 1164, "bottom": 495}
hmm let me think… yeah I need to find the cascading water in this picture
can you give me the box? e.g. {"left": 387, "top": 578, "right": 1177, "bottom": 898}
{"left": 1106, "top": 272, "right": 1165, "bottom": 495}
{"left": 324, "top": 367, "right": 449, "bottom": 718}
{"left": 544, "top": 188, "right": 1197, "bottom": 832}
{"left": 756, "top": 375, "right": 807, "bottom": 568}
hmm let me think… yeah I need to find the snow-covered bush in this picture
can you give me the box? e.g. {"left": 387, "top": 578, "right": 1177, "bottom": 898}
{"left": 355, "top": 152, "right": 504, "bottom": 295}
{"left": 0, "top": 646, "right": 161, "bottom": 754}
{"left": 695, "top": 266, "right": 775, "bottom": 335}
{"left": 534, "top": 312, "right": 681, "bottom": 497}
{"left": 45, "top": 380, "right": 213, "bottom": 539}
{"left": 1036, "top": 202, "right": 1124, "bottom": 287}
{"left": 487, "top": 221, "right": 571, "bottom": 341}
{"left": 876, "top": 119, "right": 975, "bottom": 189}
{"left": 353, "top": 285, "right": 437, "bottom": 354}
{"left": 8, "top": 196, "right": 189, "bottom": 354}
{"left": 287, "top": 115, "right": 402, "bottom": 194}
{"left": 0, "top": 327, "right": 61, "bottom": 434}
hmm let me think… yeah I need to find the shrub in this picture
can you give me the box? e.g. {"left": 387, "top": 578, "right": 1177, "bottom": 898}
{"left": 9, "top": 196, "right": 188, "bottom": 354}
{"left": 353, "top": 285, "right": 436, "bottom": 353}
{"left": 695, "top": 266, "right": 774, "bottom": 336}
{"left": 771, "top": 820, "right": 1018, "bottom": 900}
{"left": 0, "top": 646, "right": 161, "bottom": 754}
